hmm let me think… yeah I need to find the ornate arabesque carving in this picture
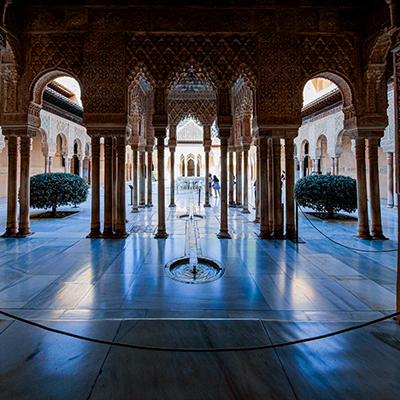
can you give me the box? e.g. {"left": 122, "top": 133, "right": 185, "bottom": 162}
{"left": 29, "top": 34, "right": 84, "bottom": 80}
{"left": 257, "top": 33, "right": 301, "bottom": 123}
{"left": 167, "top": 69, "right": 217, "bottom": 127}
{"left": 300, "top": 34, "right": 356, "bottom": 80}
{"left": 126, "top": 33, "right": 257, "bottom": 87}
{"left": 128, "top": 75, "right": 154, "bottom": 148}
{"left": 83, "top": 32, "right": 125, "bottom": 115}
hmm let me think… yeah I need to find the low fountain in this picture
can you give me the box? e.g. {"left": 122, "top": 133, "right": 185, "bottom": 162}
{"left": 164, "top": 199, "right": 224, "bottom": 284}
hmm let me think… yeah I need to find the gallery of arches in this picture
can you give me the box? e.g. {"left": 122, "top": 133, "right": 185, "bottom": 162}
{"left": 0, "top": 1, "right": 400, "bottom": 399}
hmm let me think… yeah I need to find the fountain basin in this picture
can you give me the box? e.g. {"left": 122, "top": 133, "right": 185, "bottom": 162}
{"left": 164, "top": 256, "right": 225, "bottom": 284}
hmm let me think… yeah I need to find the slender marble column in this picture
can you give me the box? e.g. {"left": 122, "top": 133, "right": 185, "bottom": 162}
{"left": 87, "top": 136, "right": 101, "bottom": 237}
{"left": 79, "top": 158, "right": 83, "bottom": 177}
{"left": 204, "top": 147, "right": 211, "bottom": 207}
{"left": 299, "top": 159, "right": 305, "bottom": 178}
{"left": 259, "top": 137, "right": 271, "bottom": 238}
{"left": 387, "top": 152, "right": 394, "bottom": 208}
{"left": 272, "top": 138, "right": 283, "bottom": 239}
{"left": 139, "top": 150, "right": 146, "bottom": 208}
{"left": 268, "top": 140, "right": 274, "bottom": 230}
{"left": 169, "top": 147, "right": 176, "bottom": 207}
{"left": 112, "top": 140, "right": 118, "bottom": 229}
{"left": 48, "top": 156, "right": 52, "bottom": 173}
{"left": 45, "top": 156, "right": 49, "bottom": 173}
{"left": 368, "top": 138, "right": 386, "bottom": 239}
{"left": 242, "top": 147, "right": 250, "bottom": 213}
{"left": 115, "top": 136, "right": 127, "bottom": 237}
{"left": 64, "top": 157, "right": 70, "bottom": 173}
{"left": 103, "top": 136, "right": 114, "bottom": 237}
{"left": 331, "top": 157, "right": 335, "bottom": 175}
{"left": 146, "top": 147, "right": 153, "bottom": 207}
{"left": 255, "top": 143, "right": 261, "bottom": 223}
{"left": 17, "top": 136, "right": 33, "bottom": 237}
{"left": 217, "top": 129, "right": 231, "bottom": 238}
{"left": 335, "top": 157, "right": 339, "bottom": 175}
{"left": 236, "top": 149, "right": 243, "bottom": 206}
{"left": 228, "top": 150, "right": 234, "bottom": 206}
{"left": 355, "top": 138, "right": 372, "bottom": 239}
{"left": 131, "top": 147, "right": 139, "bottom": 213}
{"left": 285, "top": 138, "right": 295, "bottom": 238}
{"left": 155, "top": 128, "right": 168, "bottom": 238}
{"left": 3, "top": 135, "right": 18, "bottom": 236}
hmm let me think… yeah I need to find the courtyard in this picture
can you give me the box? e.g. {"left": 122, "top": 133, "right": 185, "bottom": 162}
{"left": 0, "top": 184, "right": 399, "bottom": 399}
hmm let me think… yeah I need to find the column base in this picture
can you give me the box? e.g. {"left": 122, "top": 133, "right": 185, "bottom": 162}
{"left": 272, "top": 230, "right": 284, "bottom": 240}
{"left": 16, "top": 229, "right": 34, "bottom": 238}
{"left": 169, "top": 203, "right": 176, "bottom": 208}
{"left": 285, "top": 229, "right": 296, "bottom": 240}
{"left": 102, "top": 229, "right": 114, "bottom": 238}
{"left": 146, "top": 203, "right": 153, "bottom": 207}
{"left": 114, "top": 230, "right": 129, "bottom": 238}
{"left": 354, "top": 232, "right": 373, "bottom": 240}
{"left": 253, "top": 217, "right": 260, "bottom": 223}
{"left": 203, "top": 203, "right": 211, "bottom": 208}
{"left": 217, "top": 231, "right": 232, "bottom": 239}
{"left": 241, "top": 209, "right": 251, "bottom": 214}
{"left": 2, "top": 228, "right": 17, "bottom": 237}
{"left": 131, "top": 207, "right": 139, "bottom": 213}
{"left": 138, "top": 205, "right": 146, "bottom": 208}
{"left": 154, "top": 231, "right": 169, "bottom": 239}
{"left": 87, "top": 228, "right": 102, "bottom": 238}
{"left": 257, "top": 231, "right": 272, "bottom": 239}
{"left": 371, "top": 231, "right": 388, "bottom": 240}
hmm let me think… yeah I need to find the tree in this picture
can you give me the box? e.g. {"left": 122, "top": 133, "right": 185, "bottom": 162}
{"left": 294, "top": 175, "right": 357, "bottom": 218}
{"left": 29, "top": 173, "right": 88, "bottom": 217}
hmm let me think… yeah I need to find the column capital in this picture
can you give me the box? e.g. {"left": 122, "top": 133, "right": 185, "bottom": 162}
{"left": 154, "top": 127, "right": 167, "bottom": 140}
{"left": 145, "top": 144, "right": 154, "bottom": 152}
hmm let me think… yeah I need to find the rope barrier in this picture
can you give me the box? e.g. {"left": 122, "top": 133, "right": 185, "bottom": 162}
{"left": 0, "top": 309, "right": 399, "bottom": 353}
{"left": 298, "top": 206, "right": 398, "bottom": 253}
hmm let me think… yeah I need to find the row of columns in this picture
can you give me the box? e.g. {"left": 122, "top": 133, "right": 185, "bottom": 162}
{"left": 2, "top": 127, "right": 387, "bottom": 244}
{"left": 354, "top": 136, "right": 386, "bottom": 239}
{"left": 131, "top": 146, "right": 154, "bottom": 212}
{"left": 87, "top": 133, "right": 128, "bottom": 239}
{"left": 3, "top": 133, "right": 34, "bottom": 237}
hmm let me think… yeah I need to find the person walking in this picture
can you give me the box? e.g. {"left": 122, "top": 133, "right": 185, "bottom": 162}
{"left": 208, "top": 173, "right": 213, "bottom": 197}
{"left": 212, "top": 175, "right": 220, "bottom": 198}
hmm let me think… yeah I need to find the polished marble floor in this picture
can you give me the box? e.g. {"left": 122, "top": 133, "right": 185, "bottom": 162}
{"left": 0, "top": 183, "right": 399, "bottom": 399}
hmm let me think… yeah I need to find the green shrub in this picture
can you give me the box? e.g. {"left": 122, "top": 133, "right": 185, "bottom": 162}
{"left": 29, "top": 173, "right": 88, "bottom": 216}
{"left": 294, "top": 175, "right": 357, "bottom": 218}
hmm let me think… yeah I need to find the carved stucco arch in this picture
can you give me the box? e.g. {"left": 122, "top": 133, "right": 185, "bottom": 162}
{"left": 30, "top": 68, "right": 83, "bottom": 106}
{"left": 302, "top": 71, "right": 353, "bottom": 109}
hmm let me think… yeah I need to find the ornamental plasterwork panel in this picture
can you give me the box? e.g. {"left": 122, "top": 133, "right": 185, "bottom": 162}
{"left": 126, "top": 33, "right": 257, "bottom": 86}
{"left": 300, "top": 34, "right": 356, "bottom": 81}
{"left": 168, "top": 98, "right": 217, "bottom": 127}
{"left": 177, "top": 120, "right": 203, "bottom": 142}
{"left": 29, "top": 34, "right": 84, "bottom": 80}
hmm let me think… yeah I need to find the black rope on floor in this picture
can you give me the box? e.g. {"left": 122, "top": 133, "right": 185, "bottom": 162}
{"left": 0, "top": 309, "right": 399, "bottom": 353}
{"left": 298, "top": 206, "right": 398, "bottom": 253}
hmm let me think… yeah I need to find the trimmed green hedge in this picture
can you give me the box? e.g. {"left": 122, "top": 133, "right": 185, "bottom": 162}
{"left": 29, "top": 173, "right": 88, "bottom": 216}
{"left": 294, "top": 174, "right": 357, "bottom": 218}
